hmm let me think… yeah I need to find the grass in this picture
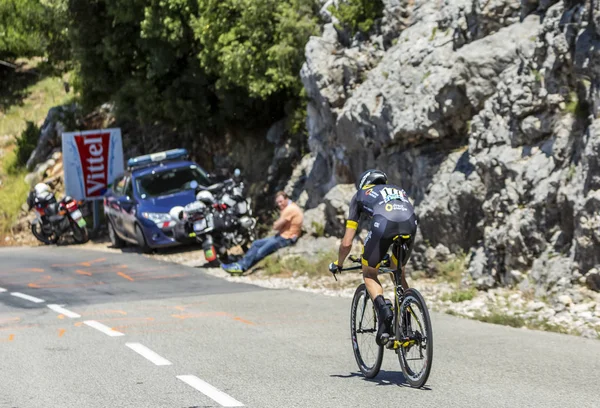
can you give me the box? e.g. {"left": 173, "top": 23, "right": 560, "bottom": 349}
{"left": 563, "top": 91, "right": 587, "bottom": 118}
{"left": 528, "top": 319, "right": 570, "bottom": 335}
{"left": 435, "top": 250, "right": 468, "bottom": 284}
{"left": 429, "top": 27, "right": 437, "bottom": 42}
{"left": 0, "top": 71, "right": 74, "bottom": 139}
{"left": 256, "top": 250, "right": 338, "bottom": 278}
{"left": 0, "top": 65, "right": 75, "bottom": 236}
{"left": 442, "top": 288, "right": 477, "bottom": 303}
{"left": 566, "top": 164, "right": 576, "bottom": 182}
{"left": 311, "top": 221, "right": 325, "bottom": 237}
{"left": 0, "top": 150, "right": 30, "bottom": 235}
{"left": 473, "top": 312, "right": 526, "bottom": 328}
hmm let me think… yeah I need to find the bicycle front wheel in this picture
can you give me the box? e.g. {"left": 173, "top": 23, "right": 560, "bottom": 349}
{"left": 350, "top": 284, "right": 383, "bottom": 378}
{"left": 397, "top": 288, "right": 433, "bottom": 388}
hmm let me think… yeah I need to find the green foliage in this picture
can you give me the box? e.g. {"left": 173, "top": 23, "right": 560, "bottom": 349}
{"left": 14, "top": 121, "right": 39, "bottom": 168}
{"left": 0, "top": 0, "right": 70, "bottom": 64}
{"left": 328, "top": 0, "right": 383, "bottom": 36}
{"left": 192, "top": 0, "right": 319, "bottom": 99}
{"left": 68, "top": 0, "right": 319, "bottom": 137}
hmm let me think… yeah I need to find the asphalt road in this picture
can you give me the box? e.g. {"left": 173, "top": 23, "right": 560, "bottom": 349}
{"left": 1, "top": 246, "right": 599, "bottom": 408}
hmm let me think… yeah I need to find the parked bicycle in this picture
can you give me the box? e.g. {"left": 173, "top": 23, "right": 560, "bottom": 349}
{"left": 332, "top": 235, "right": 433, "bottom": 388}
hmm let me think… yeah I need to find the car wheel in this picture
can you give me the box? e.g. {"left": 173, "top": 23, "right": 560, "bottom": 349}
{"left": 108, "top": 221, "right": 125, "bottom": 248}
{"left": 135, "top": 224, "right": 153, "bottom": 254}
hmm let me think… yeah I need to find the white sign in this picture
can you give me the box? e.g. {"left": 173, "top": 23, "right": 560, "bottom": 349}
{"left": 62, "top": 128, "right": 124, "bottom": 201}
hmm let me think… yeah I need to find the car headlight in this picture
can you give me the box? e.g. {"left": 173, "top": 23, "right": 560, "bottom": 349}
{"left": 142, "top": 212, "right": 171, "bottom": 224}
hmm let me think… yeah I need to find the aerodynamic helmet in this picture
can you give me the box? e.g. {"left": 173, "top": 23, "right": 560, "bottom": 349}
{"left": 356, "top": 169, "right": 388, "bottom": 190}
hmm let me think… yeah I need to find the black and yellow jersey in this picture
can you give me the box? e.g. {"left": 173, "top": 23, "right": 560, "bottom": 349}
{"left": 346, "top": 183, "right": 418, "bottom": 268}
{"left": 346, "top": 184, "right": 413, "bottom": 230}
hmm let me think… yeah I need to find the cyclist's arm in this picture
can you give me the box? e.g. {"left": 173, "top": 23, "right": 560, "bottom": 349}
{"left": 337, "top": 194, "right": 359, "bottom": 267}
{"left": 337, "top": 227, "right": 356, "bottom": 268}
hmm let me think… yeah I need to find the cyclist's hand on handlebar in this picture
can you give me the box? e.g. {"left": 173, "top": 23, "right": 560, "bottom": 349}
{"left": 328, "top": 261, "right": 342, "bottom": 273}
{"left": 328, "top": 261, "right": 342, "bottom": 280}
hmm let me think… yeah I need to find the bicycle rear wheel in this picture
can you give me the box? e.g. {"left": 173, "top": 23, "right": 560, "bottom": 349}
{"left": 350, "top": 284, "right": 383, "bottom": 378}
{"left": 397, "top": 288, "right": 433, "bottom": 388}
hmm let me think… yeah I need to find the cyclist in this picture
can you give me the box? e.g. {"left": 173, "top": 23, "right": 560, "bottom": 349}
{"left": 329, "top": 169, "right": 418, "bottom": 346}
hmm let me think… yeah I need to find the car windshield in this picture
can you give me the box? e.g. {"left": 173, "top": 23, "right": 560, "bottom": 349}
{"left": 135, "top": 166, "right": 210, "bottom": 198}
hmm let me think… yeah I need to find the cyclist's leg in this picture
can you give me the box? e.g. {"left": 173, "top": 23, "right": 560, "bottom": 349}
{"left": 362, "top": 217, "right": 394, "bottom": 345}
{"left": 361, "top": 220, "right": 386, "bottom": 301}
{"left": 390, "top": 250, "right": 409, "bottom": 291}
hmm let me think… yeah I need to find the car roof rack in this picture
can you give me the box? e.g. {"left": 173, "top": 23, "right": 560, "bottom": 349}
{"left": 127, "top": 148, "right": 189, "bottom": 170}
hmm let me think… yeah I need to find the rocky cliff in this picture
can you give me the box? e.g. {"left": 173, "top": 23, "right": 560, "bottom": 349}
{"left": 296, "top": 0, "right": 600, "bottom": 298}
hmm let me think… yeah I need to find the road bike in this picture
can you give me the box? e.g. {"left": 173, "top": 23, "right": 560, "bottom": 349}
{"left": 333, "top": 235, "right": 433, "bottom": 388}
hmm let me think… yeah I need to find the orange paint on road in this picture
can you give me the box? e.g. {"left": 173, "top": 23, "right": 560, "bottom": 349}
{"left": 58, "top": 329, "right": 66, "bottom": 337}
{"left": 233, "top": 317, "right": 256, "bottom": 325}
{"left": 172, "top": 312, "right": 231, "bottom": 320}
{"left": 28, "top": 281, "right": 105, "bottom": 289}
{"left": 134, "top": 274, "right": 186, "bottom": 281}
{"left": 14, "top": 268, "right": 45, "bottom": 273}
{"left": 83, "top": 310, "right": 127, "bottom": 316}
{"left": 76, "top": 269, "right": 93, "bottom": 276}
{"left": 0, "top": 324, "right": 36, "bottom": 331}
{"left": 51, "top": 258, "right": 107, "bottom": 268}
{"left": 0, "top": 317, "right": 21, "bottom": 324}
{"left": 117, "top": 272, "right": 134, "bottom": 281}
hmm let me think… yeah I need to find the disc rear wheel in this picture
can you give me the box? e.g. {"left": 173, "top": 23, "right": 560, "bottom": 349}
{"left": 350, "top": 284, "right": 383, "bottom": 378}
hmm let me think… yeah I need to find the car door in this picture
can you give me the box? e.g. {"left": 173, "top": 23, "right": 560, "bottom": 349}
{"left": 120, "top": 176, "right": 138, "bottom": 239}
{"left": 106, "top": 175, "right": 126, "bottom": 234}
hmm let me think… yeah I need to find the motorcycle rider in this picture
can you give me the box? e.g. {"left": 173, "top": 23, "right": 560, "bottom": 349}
{"left": 27, "top": 183, "right": 54, "bottom": 210}
{"left": 329, "top": 169, "right": 418, "bottom": 346}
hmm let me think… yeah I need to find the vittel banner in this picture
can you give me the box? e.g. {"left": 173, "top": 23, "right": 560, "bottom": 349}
{"left": 62, "top": 128, "right": 124, "bottom": 200}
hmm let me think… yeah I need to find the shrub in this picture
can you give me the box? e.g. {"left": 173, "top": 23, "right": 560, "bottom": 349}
{"left": 329, "top": 0, "right": 384, "bottom": 36}
{"left": 14, "top": 121, "right": 39, "bottom": 168}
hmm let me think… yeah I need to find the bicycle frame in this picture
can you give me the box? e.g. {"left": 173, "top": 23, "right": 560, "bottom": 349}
{"left": 345, "top": 235, "right": 424, "bottom": 351}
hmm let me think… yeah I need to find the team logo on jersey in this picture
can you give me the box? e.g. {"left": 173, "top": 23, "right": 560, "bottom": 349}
{"left": 365, "top": 188, "right": 379, "bottom": 198}
{"left": 386, "top": 203, "right": 408, "bottom": 212}
{"left": 380, "top": 187, "right": 409, "bottom": 203}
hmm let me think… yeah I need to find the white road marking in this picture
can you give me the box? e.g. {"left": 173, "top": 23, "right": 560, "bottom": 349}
{"left": 0, "top": 287, "right": 6, "bottom": 292}
{"left": 176, "top": 375, "right": 244, "bottom": 407}
{"left": 83, "top": 320, "right": 124, "bottom": 337}
{"left": 47, "top": 304, "right": 81, "bottom": 318}
{"left": 126, "top": 343, "right": 172, "bottom": 366}
{"left": 11, "top": 292, "right": 45, "bottom": 303}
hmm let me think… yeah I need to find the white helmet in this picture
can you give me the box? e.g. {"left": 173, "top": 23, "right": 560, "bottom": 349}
{"left": 34, "top": 183, "right": 50, "bottom": 195}
{"left": 33, "top": 183, "right": 53, "bottom": 201}
{"left": 196, "top": 190, "right": 215, "bottom": 204}
{"left": 169, "top": 206, "right": 184, "bottom": 221}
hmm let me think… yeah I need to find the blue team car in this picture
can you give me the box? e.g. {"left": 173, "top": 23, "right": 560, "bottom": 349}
{"left": 103, "top": 148, "right": 211, "bottom": 252}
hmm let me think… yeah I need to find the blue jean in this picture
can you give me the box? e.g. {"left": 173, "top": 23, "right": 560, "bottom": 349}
{"left": 237, "top": 235, "right": 294, "bottom": 271}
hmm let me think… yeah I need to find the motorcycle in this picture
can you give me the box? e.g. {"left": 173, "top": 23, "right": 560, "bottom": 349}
{"left": 173, "top": 169, "right": 257, "bottom": 265}
{"left": 27, "top": 188, "right": 89, "bottom": 245}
